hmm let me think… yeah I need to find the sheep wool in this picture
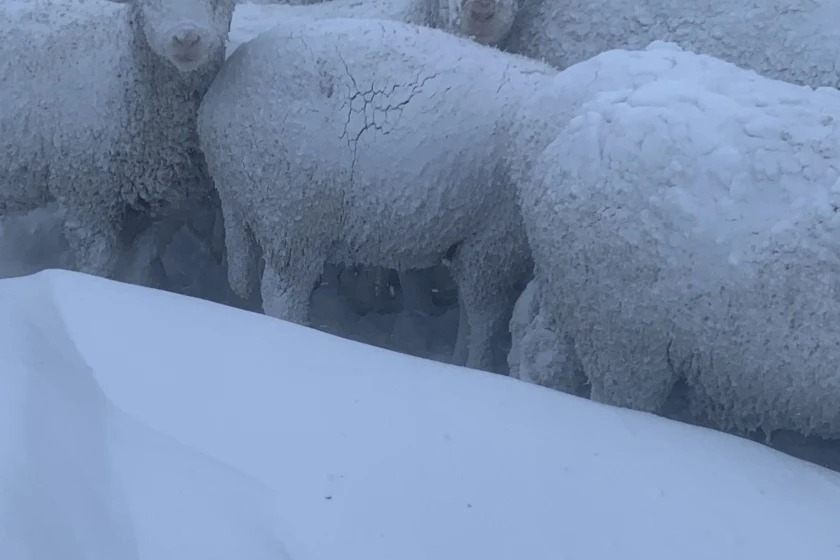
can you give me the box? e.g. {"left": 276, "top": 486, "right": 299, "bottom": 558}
{"left": 515, "top": 42, "right": 840, "bottom": 439}
{"left": 199, "top": 17, "right": 556, "bottom": 372}
{"left": 0, "top": 0, "right": 236, "bottom": 277}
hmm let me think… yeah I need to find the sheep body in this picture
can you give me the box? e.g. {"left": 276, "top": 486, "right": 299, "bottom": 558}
{"left": 228, "top": 0, "right": 474, "bottom": 320}
{"left": 199, "top": 17, "right": 555, "bottom": 371}
{"left": 515, "top": 43, "right": 840, "bottom": 438}
{"left": 0, "top": 0, "right": 235, "bottom": 277}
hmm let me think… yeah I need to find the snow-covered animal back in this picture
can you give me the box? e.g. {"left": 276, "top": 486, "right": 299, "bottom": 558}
{"left": 499, "top": 0, "right": 840, "bottom": 89}
{"left": 514, "top": 43, "right": 840, "bottom": 438}
{"left": 199, "top": 17, "right": 556, "bottom": 372}
{"left": 0, "top": 0, "right": 236, "bottom": 277}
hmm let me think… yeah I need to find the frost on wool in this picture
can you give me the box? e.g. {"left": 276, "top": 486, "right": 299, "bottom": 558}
{"left": 499, "top": 0, "right": 840, "bottom": 89}
{"left": 0, "top": 0, "right": 236, "bottom": 278}
{"left": 515, "top": 43, "right": 840, "bottom": 439}
{"left": 198, "top": 17, "right": 555, "bottom": 372}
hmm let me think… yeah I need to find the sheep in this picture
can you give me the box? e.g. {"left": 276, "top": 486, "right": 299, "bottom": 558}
{"left": 229, "top": 0, "right": 513, "bottom": 321}
{"left": 0, "top": 0, "right": 236, "bottom": 279}
{"left": 437, "top": 0, "right": 840, "bottom": 90}
{"left": 229, "top": 0, "right": 473, "bottom": 321}
{"left": 198, "top": 17, "right": 556, "bottom": 372}
{"left": 513, "top": 41, "right": 840, "bottom": 439}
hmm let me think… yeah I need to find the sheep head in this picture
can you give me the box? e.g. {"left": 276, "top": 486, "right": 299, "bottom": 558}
{"left": 441, "top": 0, "right": 518, "bottom": 46}
{"left": 118, "top": 0, "right": 236, "bottom": 74}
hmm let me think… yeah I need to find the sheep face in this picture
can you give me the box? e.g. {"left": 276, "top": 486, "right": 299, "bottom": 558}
{"left": 129, "top": 0, "right": 235, "bottom": 73}
{"left": 450, "top": 0, "right": 518, "bottom": 46}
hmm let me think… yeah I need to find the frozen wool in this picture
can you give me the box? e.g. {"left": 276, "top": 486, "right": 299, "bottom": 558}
{"left": 516, "top": 43, "right": 840, "bottom": 438}
{"left": 498, "top": 0, "right": 840, "bottom": 89}
{"left": 0, "top": 0, "right": 236, "bottom": 278}
{"left": 198, "top": 17, "right": 555, "bottom": 372}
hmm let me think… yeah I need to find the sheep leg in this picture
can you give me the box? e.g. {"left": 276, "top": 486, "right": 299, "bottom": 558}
{"left": 185, "top": 187, "right": 226, "bottom": 265}
{"left": 260, "top": 253, "right": 322, "bottom": 326}
{"left": 220, "top": 198, "right": 260, "bottom": 300}
{"left": 511, "top": 288, "right": 588, "bottom": 396}
{"left": 452, "top": 303, "right": 469, "bottom": 365}
{"left": 449, "top": 238, "right": 529, "bottom": 374}
{"left": 61, "top": 202, "right": 120, "bottom": 278}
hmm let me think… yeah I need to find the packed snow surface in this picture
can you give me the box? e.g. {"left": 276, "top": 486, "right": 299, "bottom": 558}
{"left": 0, "top": 272, "right": 296, "bottom": 560}
{"left": 2, "top": 269, "right": 840, "bottom": 559}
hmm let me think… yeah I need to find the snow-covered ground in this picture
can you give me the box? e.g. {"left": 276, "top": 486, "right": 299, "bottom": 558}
{"left": 0, "top": 271, "right": 299, "bottom": 560}
{"left": 3, "top": 269, "right": 840, "bottom": 560}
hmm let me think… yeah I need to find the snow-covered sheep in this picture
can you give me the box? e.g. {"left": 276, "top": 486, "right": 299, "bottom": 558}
{"left": 0, "top": 0, "right": 236, "bottom": 278}
{"left": 198, "top": 17, "right": 556, "bottom": 371}
{"left": 440, "top": 0, "right": 840, "bottom": 90}
{"left": 229, "top": 0, "right": 481, "bottom": 319}
{"left": 514, "top": 42, "right": 840, "bottom": 439}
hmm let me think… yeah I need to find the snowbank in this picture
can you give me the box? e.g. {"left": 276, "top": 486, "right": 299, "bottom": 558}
{"left": 0, "top": 273, "right": 296, "bottom": 560}
{"left": 1, "top": 269, "right": 839, "bottom": 559}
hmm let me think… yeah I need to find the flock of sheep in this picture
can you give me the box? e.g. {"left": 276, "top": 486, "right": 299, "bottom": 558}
{"left": 2, "top": 0, "right": 840, "bottom": 448}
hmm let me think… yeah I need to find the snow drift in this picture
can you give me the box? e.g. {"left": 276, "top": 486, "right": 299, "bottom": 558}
{"left": 0, "top": 273, "right": 296, "bottom": 560}
{"left": 1, "top": 269, "right": 839, "bottom": 559}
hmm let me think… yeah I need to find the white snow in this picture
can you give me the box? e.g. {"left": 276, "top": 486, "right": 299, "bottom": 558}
{"left": 2, "top": 268, "right": 840, "bottom": 559}
{"left": 0, "top": 271, "right": 297, "bottom": 560}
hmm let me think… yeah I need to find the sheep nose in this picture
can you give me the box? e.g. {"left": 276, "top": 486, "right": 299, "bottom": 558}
{"left": 172, "top": 29, "right": 201, "bottom": 48}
